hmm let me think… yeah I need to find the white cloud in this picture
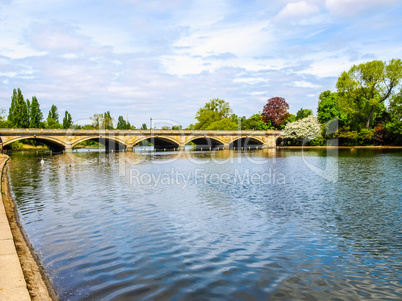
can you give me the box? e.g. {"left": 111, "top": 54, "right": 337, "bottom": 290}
{"left": 298, "top": 57, "right": 358, "bottom": 78}
{"left": 0, "top": 45, "right": 46, "bottom": 59}
{"left": 159, "top": 19, "right": 279, "bottom": 75}
{"left": 250, "top": 91, "right": 267, "bottom": 96}
{"left": 0, "top": 72, "right": 17, "bottom": 77}
{"left": 118, "top": 0, "right": 187, "bottom": 12}
{"left": 160, "top": 55, "right": 206, "bottom": 76}
{"left": 27, "top": 23, "right": 88, "bottom": 52}
{"left": 275, "top": 1, "right": 320, "bottom": 22}
{"left": 233, "top": 77, "right": 268, "bottom": 84}
{"left": 293, "top": 81, "right": 321, "bottom": 88}
{"left": 160, "top": 54, "right": 290, "bottom": 76}
{"left": 176, "top": 0, "right": 230, "bottom": 29}
{"left": 325, "top": 0, "right": 397, "bottom": 17}
{"left": 173, "top": 20, "right": 273, "bottom": 58}
{"left": 62, "top": 53, "right": 78, "bottom": 59}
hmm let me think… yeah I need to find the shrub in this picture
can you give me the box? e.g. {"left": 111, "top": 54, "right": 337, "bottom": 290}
{"left": 10, "top": 141, "right": 24, "bottom": 150}
{"left": 374, "top": 124, "right": 386, "bottom": 145}
{"left": 357, "top": 129, "right": 374, "bottom": 145}
{"left": 284, "top": 115, "right": 321, "bottom": 145}
{"left": 308, "top": 138, "right": 326, "bottom": 146}
{"left": 336, "top": 127, "right": 358, "bottom": 146}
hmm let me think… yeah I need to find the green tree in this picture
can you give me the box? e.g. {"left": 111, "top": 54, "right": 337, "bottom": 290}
{"left": 63, "top": 111, "right": 73, "bottom": 129}
{"left": 296, "top": 108, "right": 313, "bottom": 120}
{"left": 285, "top": 114, "right": 297, "bottom": 124}
{"left": 317, "top": 91, "right": 344, "bottom": 123}
{"left": 8, "top": 88, "right": 29, "bottom": 128}
{"left": 46, "top": 118, "right": 61, "bottom": 128}
{"left": 103, "top": 111, "right": 114, "bottom": 129}
{"left": 26, "top": 98, "right": 30, "bottom": 125}
{"left": 195, "top": 98, "right": 232, "bottom": 130}
{"left": 241, "top": 113, "right": 274, "bottom": 130}
{"left": 317, "top": 90, "right": 349, "bottom": 136}
{"left": 336, "top": 59, "right": 402, "bottom": 129}
{"left": 91, "top": 113, "right": 102, "bottom": 128}
{"left": 117, "top": 116, "right": 128, "bottom": 129}
{"left": 205, "top": 118, "right": 238, "bottom": 130}
{"left": 386, "top": 89, "right": 402, "bottom": 135}
{"left": 141, "top": 123, "right": 148, "bottom": 130}
{"left": 8, "top": 89, "right": 17, "bottom": 125}
{"left": 48, "top": 104, "right": 59, "bottom": 121}
{"left": 47, "top": 104, "right": 61, "bottom": 128}
{"left": 83, "top": 124, "right": 95, "bottom": 129}
{"left": 91, "top": 112, "right": 114, "bottom": 129}
{"left": 29, "top": 96, "right": 43, "bottom": 128}
{"left": 0, "top": 109, "right": 10, "bottom": 128}
{"left": 117, "top": 115, "right": 132, "bottom": 129}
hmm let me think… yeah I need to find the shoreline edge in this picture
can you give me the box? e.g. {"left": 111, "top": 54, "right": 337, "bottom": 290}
{"left": 0, "top": 154, "right": 56, "bottom": 301}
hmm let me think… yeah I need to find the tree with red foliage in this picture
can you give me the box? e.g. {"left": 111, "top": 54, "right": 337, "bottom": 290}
{"left": 262, "top": 97, "right": 290, "bottom": 129}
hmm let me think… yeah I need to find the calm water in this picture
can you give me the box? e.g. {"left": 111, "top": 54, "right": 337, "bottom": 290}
{"left": 7, "top": 149, "right": 402, "bottom": 300}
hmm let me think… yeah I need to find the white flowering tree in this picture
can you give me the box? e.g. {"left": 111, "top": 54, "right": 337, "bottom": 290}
{"left": 284, "top": 115, "right": 322, "bottom": 144}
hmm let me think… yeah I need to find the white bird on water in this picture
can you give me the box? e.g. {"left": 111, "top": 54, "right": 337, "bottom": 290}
{"left": 40, "top": 158, "right": 44, "bottom": 165}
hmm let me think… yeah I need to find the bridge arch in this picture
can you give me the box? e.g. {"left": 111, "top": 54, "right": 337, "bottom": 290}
{"left": 72, "top": 136, "right": 127, "bottom": 151}
{"left": 132, "top": 136, "right": 180, "bottom": 151}
{"left": 185, "top": 136, "right": 225, "bottom": 150}
{"left": 229, "top": 136, "right": 264, "bottom": 150}
{"left": 2, "top": 136, "right": 66, "bottom": 152}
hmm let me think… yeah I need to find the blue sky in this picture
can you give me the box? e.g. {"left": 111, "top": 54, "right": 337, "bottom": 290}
{"left": 1, "top": 0, "right": 401, "bottom": 128}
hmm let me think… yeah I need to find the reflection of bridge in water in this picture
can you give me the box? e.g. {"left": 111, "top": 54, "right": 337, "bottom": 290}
{"left": 0, "top": 129, "right": 285, "bottom": 153}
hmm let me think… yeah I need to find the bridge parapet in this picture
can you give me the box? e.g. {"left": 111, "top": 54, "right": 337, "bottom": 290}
{"left": 0, "top": 128, "right": 284, "bottom": 135}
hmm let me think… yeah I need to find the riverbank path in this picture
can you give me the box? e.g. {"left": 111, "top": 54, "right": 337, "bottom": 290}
{"left": 0, "top": 155, "right": 30, "bottom": 300}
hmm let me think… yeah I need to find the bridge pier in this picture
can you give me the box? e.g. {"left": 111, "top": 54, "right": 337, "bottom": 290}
{"left": 223, "top": 143, "right": 230, "bottom": 150}
{"left": 262, "top": 136, "right": 278, "bottom": 149}
{"left": 126, "top": 143, "right": 134, "bottom": 152}
{"left": 65, "top": 143, "right": 73, "bottom": 153}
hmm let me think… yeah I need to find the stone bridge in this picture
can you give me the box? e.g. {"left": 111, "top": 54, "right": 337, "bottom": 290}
{"left": 0, "top": 128, "right": 285, "bottom": 153}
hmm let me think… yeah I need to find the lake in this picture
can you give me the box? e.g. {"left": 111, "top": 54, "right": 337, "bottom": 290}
{"left": 7, "top": 148, "right": 402, "bottom": 300}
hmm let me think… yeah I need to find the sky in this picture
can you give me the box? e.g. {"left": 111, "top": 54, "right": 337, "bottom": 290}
{"left": 1, "top": 0, "right": 401, "bottom": 128}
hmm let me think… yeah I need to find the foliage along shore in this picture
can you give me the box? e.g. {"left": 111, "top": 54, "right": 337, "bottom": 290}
{"left": 278, "top": 145, "right": 402, "bottom": 149}
{"left": 5, "top": 139, "right": 102, "bottom": 151}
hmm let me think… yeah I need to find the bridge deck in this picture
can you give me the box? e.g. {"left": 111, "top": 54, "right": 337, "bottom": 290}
{"left": 0, "top": 128, "right": 283, "bottom": 136}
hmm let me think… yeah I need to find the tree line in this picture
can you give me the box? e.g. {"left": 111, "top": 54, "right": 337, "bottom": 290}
{"left": 311, "top": 59, "right": 401, "bottom": 145}
{"left": 3, "top": 89, "right": 73, "bottom": 129}
{"left": 1, "top": 89, "right": 137, "bottom": 130}
{"left": 0, "top": 89, "right": 180, "bottom": 131}
{"left": 190, "top": 59, "right": 402, "bottom": 146}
